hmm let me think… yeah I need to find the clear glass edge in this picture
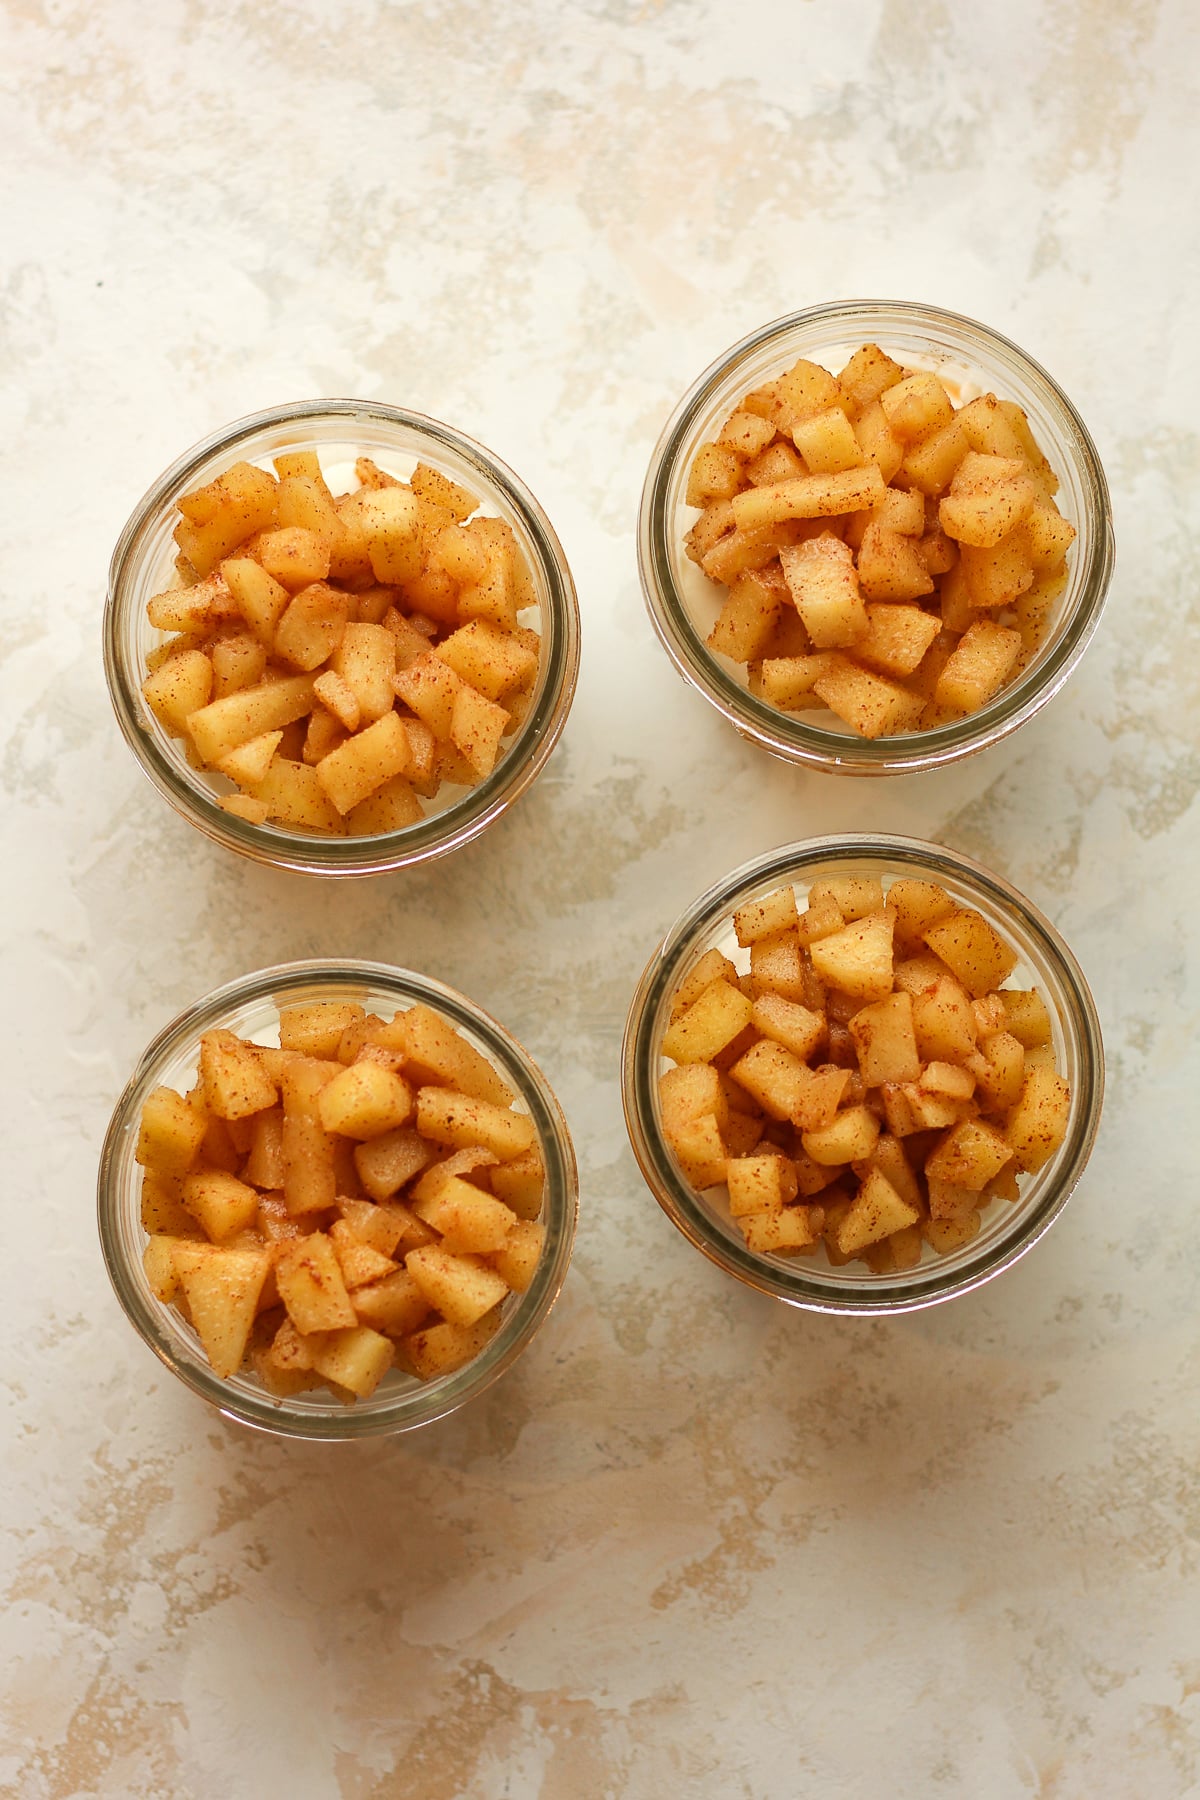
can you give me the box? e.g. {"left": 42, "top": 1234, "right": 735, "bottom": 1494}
{"left": 620, "top": 833, "right": 1104, "bottom": 1314}
{"left": 636, "top": 300, "right": 1115, "bottom": 775}
{"left": 98, "top": 959, "right": 580, "bottom": 1437}
{"left": 103, "top": 400, "right": 582, "bottom": 874}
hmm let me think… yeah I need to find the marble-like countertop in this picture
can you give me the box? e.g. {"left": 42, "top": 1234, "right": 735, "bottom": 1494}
{"left": 2, "top": 3, "right": 1197, "bottom": 1795}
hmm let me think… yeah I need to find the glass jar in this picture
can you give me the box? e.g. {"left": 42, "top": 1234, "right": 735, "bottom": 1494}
{"left": 104, "top": 400, "right": 580, "bottom": 873}
{"left": 98, "top": 960, "right": 578, "bottom": 1437}
{"left": 622, "top": 835, "right": 1103, "bottom": 1314}
{"left": 638, "top": 300, "right": 1114, "bottom": 774}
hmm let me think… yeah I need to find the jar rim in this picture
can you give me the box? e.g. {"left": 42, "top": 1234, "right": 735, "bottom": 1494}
{"left": 638, "top": 300, "right": 1114, "bottom": 775}
{"left": 104, "top": 399, "right": 581, "bottom": 873}
{"left": 621, "top": 833, "right": 1104, "bottom": 1314}
{"left": 98, "top": 958, "right": 579, "bottom": 1436}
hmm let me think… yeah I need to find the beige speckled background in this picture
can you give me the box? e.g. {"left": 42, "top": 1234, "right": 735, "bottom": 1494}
{"left": 2, "top": 2, "right": 1198, "bottom": 1795}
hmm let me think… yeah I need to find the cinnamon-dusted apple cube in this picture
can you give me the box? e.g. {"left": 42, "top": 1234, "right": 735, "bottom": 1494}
{"left": 911, "top": 972, "right": 977, "bottom": 1063}
{"left": 802, "top": 1105, "right": 880, "bottom": 1167}
{"left": 1004, "top": 1064, "right": 1071, "bottom": 1171}
{"left": 919, "top": 1060, "right": 977, "bottom": 1101}
{"left": 707, "top": 571, "right": 784, "bottom": 662}
{"left": 729, "top": 1039, "right": 809, "bottom": 1123}
{"left": 317, "top": 1061, "right": 413, "bottom": 1139}
{"left": 1000, "top": 989, "right": 1054, "bottom": 1048}
{"left": 939, "top": 454, "right": 1038, "bottom": 548}
{"left": 779, "top": 536, "right": 868, "bottom": 648}
{"left": 275, "top": 1233, "right": 357, "bottom": 1334}
{"left": 740, "top": 1206, "right": 822, "bottom": 1255}
{"left": 143, "top": 1234, "right": 187, "bottom": 1302}
{"left": 853, "top": 400, "right": 905, "bottom": 483}
{"left": 956, "top": 394, "right": 1029, "bottom": 460}
{"left": 353, "top": 1126, "right": 434, "bottom": 1201}
{"left": 791, "top": 407, "right": 866, "bottom": 474}
{"left": 250, "top": 757, "right": 346, "bottom": 833}
{"left": 835, "top": 1168, "right": 920, "bottom": 1255}
{"left": 926, "top": 1177, "right": 980, "bottom": 1221}
{"left": 141, "top": 649, "right": 214, "bottom": 736}
{"left": 855, "top": 522, "right": 936, "bottom": 604}
{"left": 731, "top": 464, "right": 886, "bottom": 533}
{"left": 136, "top": 1084, "right": 208, "bottom": 1177}
{"left": 813, "top": 657, "right": 924, "bottom": 739}
{"left": 181, "top": 1169, "right": 261, "bottom": 1242}
{"left": 147, "top": 570, "right": 239, "bottom": 635}
{"left": 325, "top": 621, "right": 396, "bottom": 725}
{"left": 900, "top": 418, "right": 969, "bottom": 496}
{"left": 327, "top": 1220, "right": 397, "bottom": 1291}
{"left": 885, "top": 878, "right": 956, "bottom": 953}
{"left": 848, "top": 991, "right": 921, "bottom": 1086}
{"left": 925, "top": 1118, "right": 1013, "bottom": 1191}
{"left": 659, "top": 1063, "right": 730, "bottom": 1138}
{"left": 220, "top": 556, "right": 292, "bottom": 645}
{"left": 726, "top": 1153, "right": 798, "bottom": 1218}
{"left": 488, "top": 1219, "right": 544, "bottom": 1293}
{"left": 809, "top": 911, "right": 894, "bottom": 1001}
{"left": 258, "top": 527, "right": 332, "bottom": 593}
{"left": 280, "top": 1001, "right": 367, "bottom": 1059}
{"left": 141, "top": 1175, "right": 204, "bottom": 1238}
{"left": 890, "top": 1082, "right": 965, "bottom": 1133}
{"left": 392, "top": 1005, "right": 514, "bottom": 1108}
{"left": 352, "top": 1268, "right": 431, "bottom": 1337}
{"left": 434, "top": 619, "right": 538, "bottom": 701}
{"left": 922, "top": 1211, "right": 981, "bottom": 1254}
{"left": 415, "top": 1088, "right": 537, "bottom": 1162}
{"left": 880, "top": 372, "right": 955, "bottom": 443}
{"left": 718, "top": 409, "right": 777, "bottom": 460}
{"left": 857, "top": 1132, "right": 925, "bottom": 1217}
{"left": 661, "top": 978, "right": 754, "bottom": 1065}
{"left": 198, "top": 1028, "right": 276, "bottom": 1121}
{"left": 311, "top": 669, "right": 361, "bottom": 734}
{"left": 749, "top": 993, "right": 826, "bottom": 1062}
{"left": 314, "top": 711, "right": 411, "bottom": 816}
{"left": 1024, "top": 502, "right": 1075, "bottom": 573}
{"left": 280, "top": 1057, "right": 340, "bottom": 1215}
{"left": 923, "top": 909, "right": 1018, "bottom": 1000}
{"left": 733, "top": 886, "right": 799, "bottom": 946}
{"left": 405, "top": 1245, "right": 509, "bottom": 1327}
{"left": 793, "top": 896, "right": 845, "bottom": 948}
{"left": 306, "top": 1325, "right": 394, "bottom": 1399}
{"left": 187, "top": 672, "right": 316, "bottom": 765}
{"left": 686, "top": 441, "right": 743, "bottom": 506}
{"left": 335, "top": 1196, "right": 407, "bottom": 1258}
{"left": 853, "top": 604, "right": 942, "bottom": 679}
{"left": 966, "top": 1031, "right": 1025, "bottom": 1110}
{"left": 273, "top": 581, "right": 351, "bottom": 672}
{"left": 171, "top": 1241, "right": 273, "bottom": 1378}
{"left": 756, "top": 654, "right": 835, "bottom": 710}
{"left": 357, "top": 486, "right": 423, "bottom": 584}
{"left": 750, "top": 929, "right": 818, "bottom": 1005}
{"left": 669, "top": 1112, "right": 728, "bottom": 1188}
{"left": 346, "top": 774, "right": 424, "bottom": 834}
{"left": 411, "top": 1176, "right": 517, "bottom": 1256}
{"left": 836, "top": 343, "right": 905, "bottom": 416}
{"left": 392, "top": 651, "right": 464, "bottom": 740}
{"left": 807, "top": 876, "right": 884, "bottom": 921}
{"left": 217, "top": 729, "right": 282, "bottom": 789}
{"left": 488, "top": 1147, "right": 545, "bottom": 1221}
{"left": 744, "top": 440, "right": 806, "bottom": 487}
{"left": 404, "top": 1308, "right": 504, "bottom": 1380}
{"left": 671, "top": 949, "right": 740, "bottom": 1019}
{"left": 174, "top": 462, "right": 279, "bottom": 576}
{"left": 450, "top": 683, "right": 510, "bottom": 779}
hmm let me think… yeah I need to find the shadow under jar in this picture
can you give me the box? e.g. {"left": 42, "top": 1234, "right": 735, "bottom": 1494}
{"left": 104, "top": 400, "right": 580, "bottom": 874}
{"left": 622, "top": 836, "right": 1103, "bottom": 1315}
{"left": 638, "top": 300, "right": 1114, "bottom": 775}
{"left": 99, "top": 961, "right": 579, "bottom": 1438}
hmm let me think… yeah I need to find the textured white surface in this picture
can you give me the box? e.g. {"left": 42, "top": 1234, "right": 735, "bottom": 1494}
{"left": 1, "top": 2, "right": 1198, "bottom": 1796}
